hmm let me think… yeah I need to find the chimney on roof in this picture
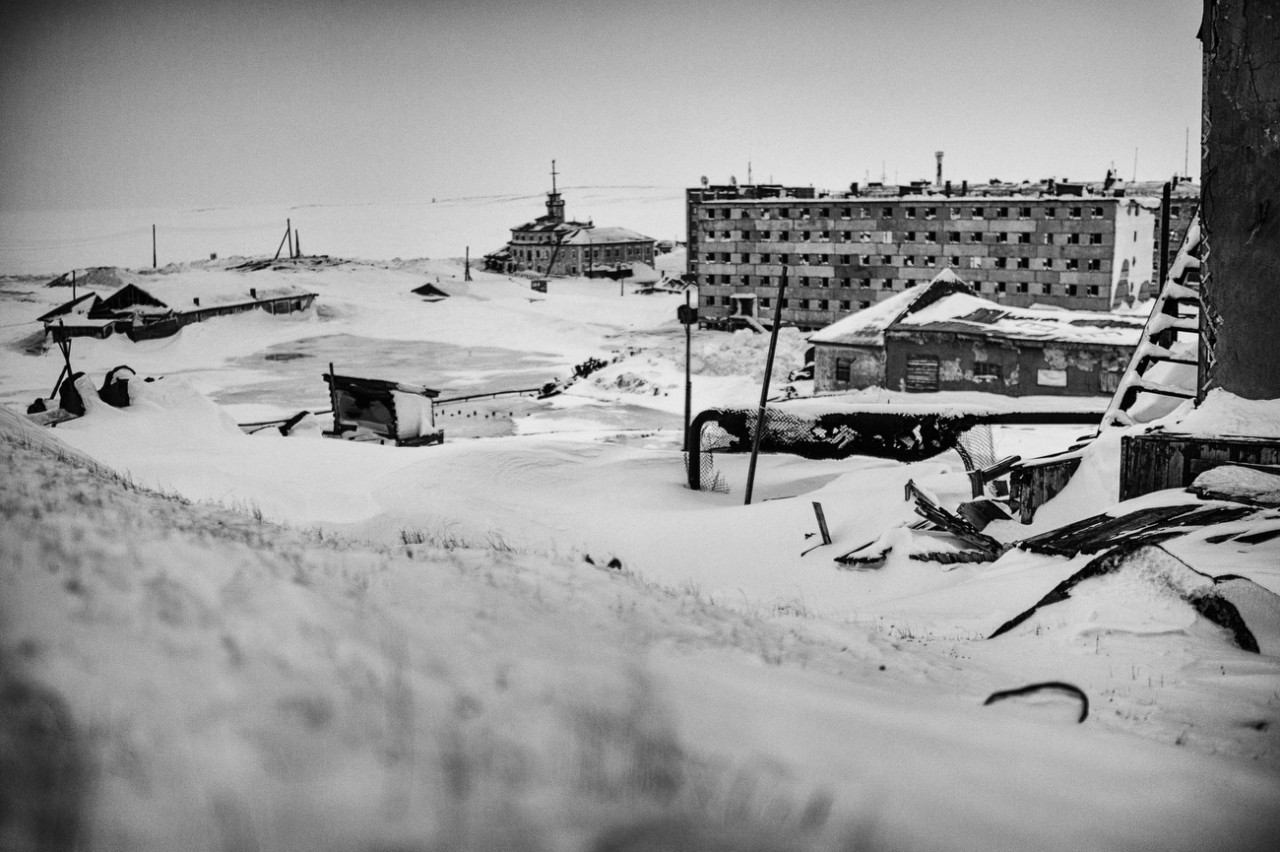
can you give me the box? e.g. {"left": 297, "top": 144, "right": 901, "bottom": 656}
{"left": 935, "top": 151, "right": 944, "bottom": 186}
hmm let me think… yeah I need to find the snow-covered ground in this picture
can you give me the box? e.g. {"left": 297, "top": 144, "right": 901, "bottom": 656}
{"left": 2, "top": 197, "right": 1279, "bottom": 851}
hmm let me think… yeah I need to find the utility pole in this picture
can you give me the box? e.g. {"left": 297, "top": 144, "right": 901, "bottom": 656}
{"left": 287, "top": 218, "right": 294, "bottom": 259}
{"left": 683, "top": 289, "right": 693, "bottom": 451}
{"left": 743, "top": 268, "right": 787, "bottom": 506}
{"left": 465, "top": 246, "right": 472, "bottom": 281}
{"left": 152, "top": 224, "right": 157, "bottom": 268}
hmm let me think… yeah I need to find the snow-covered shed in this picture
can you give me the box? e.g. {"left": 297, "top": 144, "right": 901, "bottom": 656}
{"left": 40, "top": 274, "right": 317, "bottom": 341}
{"left": 809, "top": 268, "right": 1146, "bottom": 397}
{"left": 884, "top": 289, "right": 1145, "bottom": 397}
{"left": 808, "top": 269, "right": 974, "bottom": 392}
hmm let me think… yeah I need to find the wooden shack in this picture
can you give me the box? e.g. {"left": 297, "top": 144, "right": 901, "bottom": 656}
{"left": 324, "top": 371, "right": 443, "bottom": 447}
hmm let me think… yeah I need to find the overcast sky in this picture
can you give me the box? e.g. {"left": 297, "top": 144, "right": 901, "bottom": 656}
{"left": 1, "top": 0, "right": 1204, "bottom": 212}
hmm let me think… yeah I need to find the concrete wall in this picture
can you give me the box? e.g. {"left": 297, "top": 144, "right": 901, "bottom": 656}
{"left": 883, "top": 332, "right": 1131, "bottom": 397}
{"left": 1201, "top": 0, "right": 1280, "bottom": 399}
{"left": 814, "top": 344, "right": 884, "bottom": 393}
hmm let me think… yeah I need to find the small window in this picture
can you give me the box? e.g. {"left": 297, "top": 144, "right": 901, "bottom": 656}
{"left": 1091, "top": 206, "right": 1104, "bottom": 218}
{"left": 839, "top": 277, "right": 851, "bottom": 288}
{"left": 997, "top": 207, "right": 1010, "bottom": 218}
{"left": 1017, "top": 257, "right": 1030, "bottom": 269}
{"left": 924, "top": 207, "right": 937, "bottom": 220}
{"left": 1045, "top": 207, "right": 1056, "bottom": 218}
{"left": 859, "top": 208, "right": 871, "bottom": 219}
{"left": 882, "top": 206, "right": 893, "bottom": 217}
{"left": 972, "top": 207, "right": 985, "bottom": 219}
{"left": 1019, "top": 207, "right": 1031, "bottom": 219}
{"left": 1017, "top": 282, "right": 1029, "bottom": 294}
{"left": 997, "top": 232, "right": 1009, "bottom": 243}
{"left": 841, "top": 207, "right": 853, "bottom": 219}
{"left": 835, "top": 358, "right": 852, "bottom": 383}
{"left": 881, "top": 278, "right": 893, "bottom": 289}
{"left": 842, "top": 231, "right": 853, "bottom": 240}
{"left": 905, "top": 231, "right": 916, "bottom": 241}
{"left": 1066, "top": 259, "right": 1080, "bottom": 270}
{"left": 926, "top": 232, "right": 938, "bottom": 243}
{"left": 1017, "top": 233, "right": 1031, "bottom": 244}
{"left": 974, "top": 362, "right": 1003, "bottom": 383}
{"left": 903, "top": 257, "right": 915, "bottom": 267}
{"left": 760, "top": 297, "right": 771, "bottom": 308}
{"left": 839, "top": 300, "right": 851, "bottom": 310}
{"left": 995, "top": 257, "right": 1007, "bottom": 269}
{"left": 950, "top": 256, "right": 960, "bottom": 266}
{"left": 860, "top": 231, "right": 872, "bottom": 242}
{"left": 948, "top": 231, "right": 960, "bottom": 242}
{"left": 881, "top": 255, "right": 892, "bottom": 265}
{"left": 1066, "top": 233, "right": 1081, "bottom": 245}
{"left": 1044, "top": 233, "right": 1055, "bottom": 245}
{"left": 1043, "top": 258, "right": 1054, "bottom": 269}
{"left": 1066, "top": 284, "right": 1078, "bottom": 296}
{"left": 1069, "top": 207, "right": 1082, "bottom": 219}
{"left": 1087, "top": 259, "right": 1102, "bottom": 271}
{"left": 1089, "top": 233, "right": 1103, "bottom": 244}
{"left": 905, "top": 207, "right": 916, "bottom": 218}
{"left": 969, "top": 233, "right": 983, "bottom": 243}
{"left": 1171, "top": 206, "right": 1181, "bottom": 217}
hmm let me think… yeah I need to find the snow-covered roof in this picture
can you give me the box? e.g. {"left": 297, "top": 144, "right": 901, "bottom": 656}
{"left": 808, "top": 268, "right": 971, "bottom": 347}
{"left": 561, "top": 226, "right": 654, "bottom": 245}
{"left": 122, "top": 276, "right": 315, "bottom": 313}
{"left": 894, "top": 291, "right": 1146, "bottom": 346}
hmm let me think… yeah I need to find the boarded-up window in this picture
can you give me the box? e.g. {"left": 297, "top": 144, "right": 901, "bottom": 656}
{"left": 974, "top": 362, "right": 1003, "bottom": 383}
{"left": 905, "top": 356, "right": 940, "bottom": 392}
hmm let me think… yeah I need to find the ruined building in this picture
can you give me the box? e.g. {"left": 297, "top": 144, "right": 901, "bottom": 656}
{"left": 687, "top": 179, "right": 1198, "bottom": 330}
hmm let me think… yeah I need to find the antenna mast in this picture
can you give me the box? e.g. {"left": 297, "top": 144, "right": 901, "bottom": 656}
{"left": 551, "top": 159, "right": 558, "bottom": 194}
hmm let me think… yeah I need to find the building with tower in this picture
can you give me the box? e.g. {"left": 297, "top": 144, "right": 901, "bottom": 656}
{"left": 485, "top": 163, "right": 656, "bottom": 277}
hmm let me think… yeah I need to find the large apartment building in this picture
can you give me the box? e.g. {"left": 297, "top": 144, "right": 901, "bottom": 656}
{"left": 687, "top": 179, "right": 1198, "bottom": 330}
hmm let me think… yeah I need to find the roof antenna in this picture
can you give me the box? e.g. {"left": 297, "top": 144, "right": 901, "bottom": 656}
{"left": 551, "top": 159, "right": 557, "bottom": 193}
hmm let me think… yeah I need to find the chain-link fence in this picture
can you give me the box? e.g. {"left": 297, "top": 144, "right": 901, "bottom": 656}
{"left": 685, "top": 406, "right": 991, "bottom": 492}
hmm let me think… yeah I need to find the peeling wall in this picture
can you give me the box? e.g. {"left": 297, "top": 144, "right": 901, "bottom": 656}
{"left": 814, "top": 344, "right": 884, "bottom": 393}
{"left": 883, "top": 331, "right": 1132, "bottom": 397}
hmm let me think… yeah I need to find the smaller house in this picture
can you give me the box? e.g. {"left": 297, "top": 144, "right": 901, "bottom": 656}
{"left": 811, "top": 269, "right": 1145, "bottom": 397}
{"left": 808, "top": 270, "right": 973, "bottom": 390}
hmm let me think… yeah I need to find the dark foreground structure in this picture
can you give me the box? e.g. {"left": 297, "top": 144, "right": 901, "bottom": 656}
{"left": 1122, "top": 0, "right": 1280, "bottom": 496}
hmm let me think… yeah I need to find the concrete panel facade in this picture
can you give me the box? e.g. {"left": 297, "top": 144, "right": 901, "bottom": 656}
{"left": 689, "top": 182, "right": 1191, "bottom": 330}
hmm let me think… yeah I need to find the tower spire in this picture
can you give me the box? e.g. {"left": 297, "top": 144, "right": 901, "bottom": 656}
{"left": 545, "top": 160, "right": 565, "bottom": 224}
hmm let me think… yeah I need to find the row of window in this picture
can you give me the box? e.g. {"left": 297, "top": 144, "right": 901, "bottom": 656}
{"left": 702, "top": 204, "right": 1110, "bottom": 222}
{"left": 701, "top": 252, "right": 1106, "bottom": 271}
{"left": 702, "top": 278, "right": 1103, "bottom": 298}
{"left": 702, "top": 228, "right": 1107, "bottom": 245}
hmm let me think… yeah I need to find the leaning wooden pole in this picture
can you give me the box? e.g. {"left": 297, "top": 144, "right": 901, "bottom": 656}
{"left": 743, "top": 268, "right": 787, "bottom": 506}
{"left": 273, "top": 222, "right": 290, "bottom": 260}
